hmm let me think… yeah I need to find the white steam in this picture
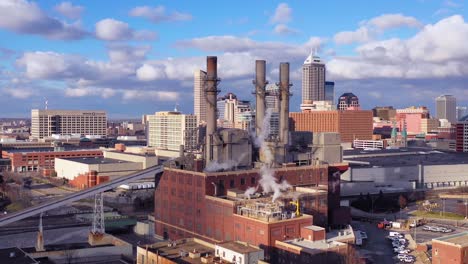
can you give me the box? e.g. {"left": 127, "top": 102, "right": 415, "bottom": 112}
{"left": 249, "top": 108, "right": 291, "bottom": 202}
{"left": 205, "top": 152, "right": 248, "bottom": 172}
{"left": 244, "top": 186, "right": 258, "bottom": 199}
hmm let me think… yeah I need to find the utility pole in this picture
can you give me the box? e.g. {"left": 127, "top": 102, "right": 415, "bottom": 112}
{"left": 443, "top": 198, "right": 446, "bottom": 218}
{"left": 465, "top": 198, "right": 467, "bottom": 220}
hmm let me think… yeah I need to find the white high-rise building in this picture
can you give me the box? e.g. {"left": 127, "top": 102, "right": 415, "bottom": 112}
{"left": 31, "top": 109, "right": 107, "bottom": 139}
{"left": 301, "top": 52, "right": 325, "bottom": 107}
{"left": 266, "top": 84, "right": 280, "bottom": 111}
{"left": 436, "top": 95, "right": 456, "bottom": 123}
{"left": 194, "top": 70, "right": 207, "bottom": 124}
{"left": 147, "top": 111, "right": 198, "bottom": 152}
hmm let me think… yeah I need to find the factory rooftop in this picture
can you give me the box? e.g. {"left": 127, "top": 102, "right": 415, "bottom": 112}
{"left": 344, "top": 149, "right": 468, "bottom": 167}
{"left": 280, "top": 239, "right": 346, "bottom": 255}
{"left": 61, "top": 157, "right": 131, "bottom": 165}
{"left": 217, "top": 241, "right": 262, "bottom": 254}
{"left": 2, "top": 147, "right": 101, "bottom": 153}
{"left": 145, "top": 238, "right": 215, "bottom": 264}
{"left": 433, "top": 232, "right": 468, "bottom": 247}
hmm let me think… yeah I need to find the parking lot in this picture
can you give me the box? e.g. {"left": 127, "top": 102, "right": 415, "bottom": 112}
{"left": 404, "top": 223, "right": 466, "bottom": 244}
{"left": 352, "top": 221, "right": 395, "bottom": 264}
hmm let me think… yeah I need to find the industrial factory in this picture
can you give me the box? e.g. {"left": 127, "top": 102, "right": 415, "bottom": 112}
{"left": 154, "top": 56, "right": 349, "bottom": 259}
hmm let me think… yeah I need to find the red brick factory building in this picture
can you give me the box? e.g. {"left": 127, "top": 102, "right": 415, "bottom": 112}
{"left": 152, "top": 57, "right": 351, "bottom": 262}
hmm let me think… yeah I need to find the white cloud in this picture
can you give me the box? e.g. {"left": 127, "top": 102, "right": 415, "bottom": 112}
{"left": 129, "top": 5, "right": 192, "bottom": 23}
{"left": 274, "top": 24, "right": 299, "bottom": 35}
{"left": 64, "top": 87, "right": 116, "bottom": 98}
{"left": 3, "top": 87, "right": 36, "bottom": 99}
{"left": 328, "top": 15, "right": 468, "bottom": 80}
{"left": 334, "top": 13, "right": 421, "bottom": 45}
{"left": 136, "top": 64, "right": 166, "bottom": 81}
{"left": 0, "top": 0, "right": 87, "bottom": 40}
{"left": 107, "top": 44, "right": 151, "bottom": 62}
{"left": 95, "top": 18, "right": 156, "bottom": 41}
{"left": 367, "top": 14, "right": 422, "bottom": 30}
{"left": 122, "top": 90, "right": 179, "bottom": 101}
{"left": 334, "top": 27, "right": 371, "bottom": 45}
{"left": 270, "top": 3, "right": 292, "bottom": 24}
{"left": 54, "top": 1, "right": 84, "bottom": 20}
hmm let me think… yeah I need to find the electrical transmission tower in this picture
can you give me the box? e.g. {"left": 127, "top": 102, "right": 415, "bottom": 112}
{"left": 92, "top": 193, "right": 105, "bottom": 234}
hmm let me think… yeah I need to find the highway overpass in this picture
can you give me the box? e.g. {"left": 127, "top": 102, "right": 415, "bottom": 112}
{"left": 0, "top": 165, "right": 164, "bottom": 227}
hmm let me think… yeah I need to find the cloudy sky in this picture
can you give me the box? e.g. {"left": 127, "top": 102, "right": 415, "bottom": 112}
{"left": 0, "top": 0, "right": 467, "bottom": 118}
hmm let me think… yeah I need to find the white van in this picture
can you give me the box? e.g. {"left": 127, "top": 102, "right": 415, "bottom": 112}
{"left": 389, "top": 231, "right": 401, "bottom": 237}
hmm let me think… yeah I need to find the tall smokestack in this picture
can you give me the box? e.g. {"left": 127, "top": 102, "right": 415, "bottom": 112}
{"left": 205, "top": 56, "right": 220, "bottom": 163}
{"left": 254, "top": 60, "right": 267, "bottom": 137}
{"left": 279, "top": 62, "right": 291, "bottom": 146}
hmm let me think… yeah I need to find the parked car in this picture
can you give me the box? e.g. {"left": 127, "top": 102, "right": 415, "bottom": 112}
{"left": 397, "top": 254, "right": 408, "bottom": 260}
{"left": 389, "top": 231, "right": 402, "bottom": 237}
{"left": 403, "top": 255, "right": 415, "bottom": 263}
{"left": 396, "top": 249, "right": 411, "bottom": 254}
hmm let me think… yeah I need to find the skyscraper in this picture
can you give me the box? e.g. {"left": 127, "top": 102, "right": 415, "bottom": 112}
{"left": 337, "top": 93, "right": 360, "bottom": 110}
{"left": 325, "top": 81, "right": 335, "bottom": 103}
{"left": 301, "top": 52, "right": 325, "bottom": 107}
{"left": 436, "top": 95, "right": 456, "bottom": 123}
{"left": 194, "top": 70, "right": 207, "bottom": 124}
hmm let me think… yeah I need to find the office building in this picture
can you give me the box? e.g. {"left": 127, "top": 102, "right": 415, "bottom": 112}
{"left": 395, "top": 106, "right": 434, "bottom": 135}
{"left": 290, "top": 110, "right": 373, "bottom": 143}
{"left": 147, "top": 111, "right": 198, "bottom": 155}
{"left": 325, "top": 81, "right": 335, "bottom": 103}
{"left": 337, "top": 93, "right": 360, "bottom": 110}
{"left": 194, "top": 69, "right": 207, "bottom": 124}
{"left": 301, "top": 52, "right": 325, "bottom": 106}
{"left": 457, "top": 106, "right": 468, "bottom": 121}
{"left": 266, "top": 84, "right": 280, "bottom": 111}
{"left": 432, "top": 232, "right": 468, "bottom": 264}
{"left": 456, "top": 116, "right": 468, "bottom": 152}
{"left": 436, "top": 95, "right": 457, "bottom": 123}
{"left": 1, "top": 147, "right": 102, "bottom": 173}
{"left": 372, "top": 106, "right": 396, "bottom": 121}
{"left": 31, "top": 109, "right": 107, "bottom": 139}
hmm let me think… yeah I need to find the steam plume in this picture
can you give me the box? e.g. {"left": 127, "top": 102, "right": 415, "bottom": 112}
{"left": 252, "top": 108, "right": 291, "bottom": 202}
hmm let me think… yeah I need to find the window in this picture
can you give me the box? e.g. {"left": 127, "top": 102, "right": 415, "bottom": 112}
{"left": 251, "top": 177, "right": 256, "bottom": 184}
{"left": 230, "top": 179, "right": 235, "bottom": 188}
{"left": 240, "top": 178, "right": 245, "bottom": 185}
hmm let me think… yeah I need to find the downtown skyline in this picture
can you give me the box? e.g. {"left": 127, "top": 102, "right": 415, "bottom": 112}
{"left": 0, "top": 0, "right": 467, "bottom": 118}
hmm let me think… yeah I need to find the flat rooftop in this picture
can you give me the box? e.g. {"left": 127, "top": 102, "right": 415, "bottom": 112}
{"left": 217, "top": 241, "right": 261, "bottom": 254}
{"left": 282, "top": 239, "right": 346, "bottom": 255}
{"left": 433, "top": 232, "right": 468, "bottom": 247}
{"left": 344, "top": 149, "right": 468, "bottom": 167}
{"left": 4, "top": 147, "right": 101, "bottom": 154}
{"left": 146, "top": 239, "right": 214, "bottom": 264}
{"left": 0, "top": 247, "right": 38, "bottom": 264}
{"left": 303, "top": 225, "right": 325, "bottom": 232}
{"left": 61, "top": 157, "right": 131, "bottom": 165}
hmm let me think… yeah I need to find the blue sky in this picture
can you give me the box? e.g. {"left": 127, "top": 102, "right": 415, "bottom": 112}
{"left": 0, "top": 0, "right": 467, "bottom": 118}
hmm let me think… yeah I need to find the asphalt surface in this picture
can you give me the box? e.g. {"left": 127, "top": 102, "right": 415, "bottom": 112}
{"left": 352, "top": 221, "right": 396, "bottom": 264}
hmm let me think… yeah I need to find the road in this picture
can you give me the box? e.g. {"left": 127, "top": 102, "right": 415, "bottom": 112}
{"left": 352, "top": 221, "right": 395, "bottom": 264}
